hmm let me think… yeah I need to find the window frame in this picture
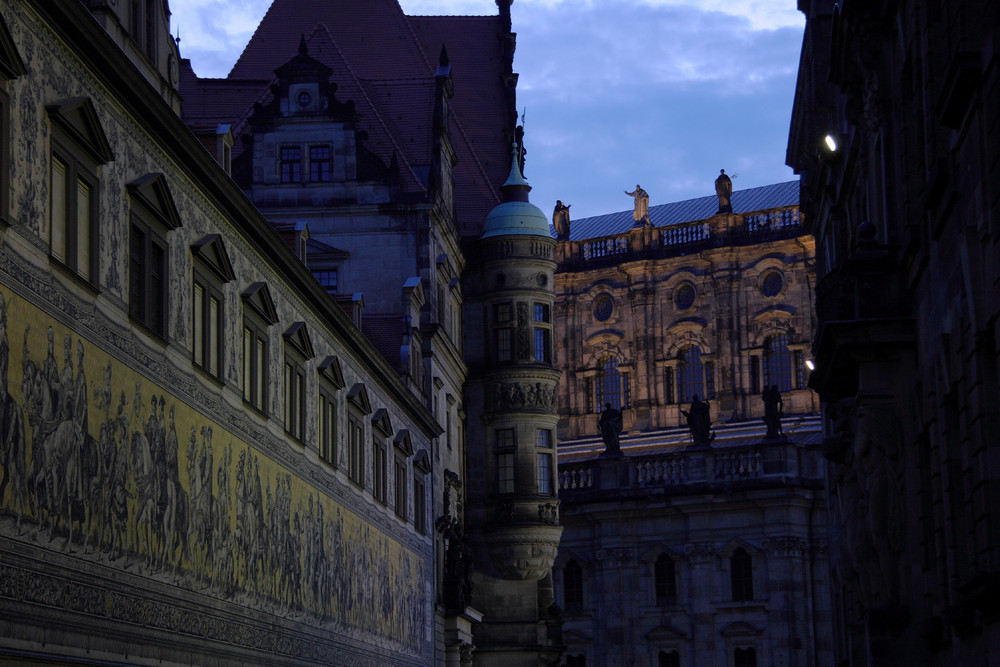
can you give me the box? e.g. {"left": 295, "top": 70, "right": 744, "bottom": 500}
{"left": 563, "top": 559, "right": 584, "bottom": 611}
{"left": 654, "top": 553, "right": 677, "bottom": 606}
{"left": 730, "top": 547, "right": 754, "bottom": 602}
{"left": 280, "top": 145, "right": 302, "bottom": 183}
{"left": 282, "top": 322, "right": 314, "bottom": 444}
{"left": 494, "top": 427, "right": 516, "bottom": 495}
{"left": 532, "top": 302, "right": 552, "bottom": 363}
{"left": 309, "top": 144, "right": 331, "bottom": 182}
{"left": 49, "top": 141, "right": 99, "bottom": 284}
{"left": 678, "top": 345, "right": 705, "bottom": 404}
{"left": 763, "top": 333, "right": 793, "bottom": 392}
{"left": 129, "top": 212, "right": 169, "bottom": 338}
{"left": 241, "top": 283, "right": 278, "bottom": 416}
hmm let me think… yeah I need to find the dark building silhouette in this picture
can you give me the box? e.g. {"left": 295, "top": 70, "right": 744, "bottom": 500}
{"left": 788, "top": 1, "right": 1000, "bottom": 664}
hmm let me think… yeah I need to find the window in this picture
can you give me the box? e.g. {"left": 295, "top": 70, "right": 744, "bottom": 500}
{"left": 731, "top": 548, "right": 754, "bottom": 601}
{"left": 495, "top": 427, "right": 515, "bottom": 495}
{"left": 750, "top": 356, "right": 760, "bottom": 394}
{"left": 564, "top": 560, "right": 583, "bottom": 610}
{"left": 130, "top": 219, "right": 167, "bottom": 335}
{"left": 655, "top": 554, "right": 677, "bottom": 605}
{"left": 282, "top": 323, "right": 313, "bottom": 442}
{"left": 373, "top": 435, "right": 387, "bottom": 503}
{"left": 394, "top": 456, "right": 407, "bottom": 519}
{"left": 537, "top": 453, "right": 552, "bottom": 495}
{"left": 313, "top": 269, "right": 338, "bottom": 294}
{"left": 241, "top": 283, "right": 277, "bottom": 414}
{"left": 658, "top": 651, "right": 680, "bottom": 667}
{"left": 705, "top": 361, "right": 715, "bottom": 399}
{"left": 533, "top": 302, "right": 552, "bottom": 363}
{"left": 348, "top": 415, "right": 364, "bottom": 485}
{"left": 50, "top": 153, "right": 97, "bottom": 282}
{"left": 678, "top": 346, "right": 704, "bottom": 403}
{"left": 319, "top": 387, "right": 337, "bottom": 464}
{"left": 413, "top": 476, "right": 426, "bottom": 534}
{"left": 280, "top": 146, "right": 302, "bottom": 183}
{"left": 494, "top": 302, "right": 512, "bottom": 362}
{"left": 191, "top": 235, "right": 233, "bottom": 381}
{"left": 596, "top": 356, "right": 623, "bottom": 410}
{"left": 664, "top": 367, "right": 675, "bottom": 404}
{"left": 734, "top": 647, "right": 757, "bottom": 667}
{"left": 537, "top": 429, "right": 553, "bottom": 449}
{"left": 309, "top": 145, "right": 331, "bottom": 182}
{"left": 317, "top": 356, "right": 343, "bottom": 466}
{"left": 763, "top": 334, "right": 792, "bottom": 392}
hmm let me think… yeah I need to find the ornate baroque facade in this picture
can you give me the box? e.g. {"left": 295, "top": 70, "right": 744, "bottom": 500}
{"left": 788, "top": 1, "right": 1000, "bottom": 664}
{"left": 551, "top": 185, "right": 833, "bottom": 666}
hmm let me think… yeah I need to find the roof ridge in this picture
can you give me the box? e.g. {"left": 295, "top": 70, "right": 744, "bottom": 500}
{"left": 446, "top": 106, "right": 501, "bottom": 208}
{"left": 316, "top": 24, "right": 427, "bottom": 192}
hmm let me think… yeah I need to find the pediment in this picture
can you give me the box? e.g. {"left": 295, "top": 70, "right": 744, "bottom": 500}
{"left": 191, "top": 234, "right": 235, "bottom": 282}
{"left": 751, "top": 306, "right": 795, "bottom": 323}
{"left": 347, "top": 382, "right": 372, "bottom": 415}
{"left": 283, "top": 321, "right": 314, "bottom": 360}
{"left": 393, "top": 429, "right": 413, "bottom": 456}
{"left": 664, "top": 318, "right": 707, "bottom": 336}
{"left": 242, "top": 282, "right": 278, "bottom": 325}
{"left": 371, "top": 408, "right": 392, "bottom": 436}
{"left": 127, "top": 173, "right": 181, "bottom": 230}
{"left": 639, "top": 543, "right": 684, "bottom": 563}
{"left": 317, "top": 355, "right": 345, "bottom": 389}
{"left": 718, "top": 537, "right": 759, "bottom": 557}
{"left": 0, "top": 14, "right": 26, "bottom": 80}
{"left": 647, "top": 624, "right": 687, "bottom": 641}
{"left": 720, "top": 621, "right": 762, "bottom": 638}
{"left": 47, "top": 98, "right": 114, "bottom": 164}
{"left": 413, "top": 449, "right": 432, "bottom": 474}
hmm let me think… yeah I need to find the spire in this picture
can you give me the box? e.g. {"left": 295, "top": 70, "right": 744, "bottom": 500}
{"left": 501, "top": 141, "right": 530, "bottom": 203}
{"left": 298, "top": 35, "right": 308, "bottom": 57}
{"left": 436, "top": 44, "right": 451, "bottom": 78}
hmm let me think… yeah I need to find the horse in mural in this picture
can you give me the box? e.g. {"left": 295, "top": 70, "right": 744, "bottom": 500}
{"left": 129, "top": 414, "right": 158, "bottom": 567}
{"left": 0, "top": 375, "right": 26, "bottom": 532}
{"left": 235, "top": 449, "right": 265, "bottom": 592}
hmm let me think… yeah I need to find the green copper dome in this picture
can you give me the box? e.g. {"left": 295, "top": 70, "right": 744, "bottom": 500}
{"left": 480, "top": 144, "right": 551, "bottom": 239}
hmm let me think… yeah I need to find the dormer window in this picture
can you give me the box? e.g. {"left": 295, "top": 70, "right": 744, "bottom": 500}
{"left": 309, "top": 145, "right": 331, "bottom": 182}
{"left": 280, "top": 146, "right": 301, "bottom": 183}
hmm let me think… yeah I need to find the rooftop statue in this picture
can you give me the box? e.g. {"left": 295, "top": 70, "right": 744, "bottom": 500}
{"left": 681, "top": 395, "right": 714, "bottom": 447}
{"left": 762, "top": 384, "right": 784, "bottom": 439}
{"left": 598, "top": 403, "right": 623, "bottom": 457}
{"left": 553, "top": 200, "right": 571, "bottom": 240}
{"left": 715, "top": 169, "right": 733, "bottom": 214}
{"left": 625, "top": 184, "right": 651, "bottom": 227}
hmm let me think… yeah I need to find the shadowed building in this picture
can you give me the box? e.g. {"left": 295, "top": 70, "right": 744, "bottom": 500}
{"left": 787, "top": 1, "right": 1000, "bottom": 665}
{"left": 551, "top": 183, "right": 834, "bottom": 666}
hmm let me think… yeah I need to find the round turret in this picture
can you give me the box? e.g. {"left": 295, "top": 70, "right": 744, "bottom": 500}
{"left": 480, "top": 146, "right": 551, "bottom": 239}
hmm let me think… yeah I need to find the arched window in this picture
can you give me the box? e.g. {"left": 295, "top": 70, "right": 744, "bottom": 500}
{"left": 564, "top": 560, "right": 583, "bottom": 610}
{"left": 595, "top": 356, "right": 629, "bottom": 410}
{"left": 763, "top": 334, "right": 792, "bottom": 392}
{"left": 731, "top": 548, "right": 753, "bottom": 601}
{"left": 678, "top": 346, "right": 704, "bottom": 403}
{"left": 654, "top": 554, "right": 677, "bottom": 604}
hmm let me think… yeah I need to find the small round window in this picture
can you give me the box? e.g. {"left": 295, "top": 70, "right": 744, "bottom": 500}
{"left": 761, "top": 270, "right": 784, "bottom": 297}
{"left": 593, "top": 294, "right": 614, "bottom": 322}
{"left": 674, "top": 283, "right": 696, "bottom": 310}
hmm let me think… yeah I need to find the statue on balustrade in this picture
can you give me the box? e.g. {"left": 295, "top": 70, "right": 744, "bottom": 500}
{"left": 715, "top": 169, "right": 733, "bottom": 214}
{"left": 625, "top": 184, "right": 651, "bottom": 227}
{"left": 598, "top": 402, "right": 623, "bottom": 457}
{"left": 553, "top": 200, "right": 571, "bottom": 239}
{"left": 681, "top": 395, "right": 714, "bottom": 447}
{"left": 762, "top": 384, "right": 784, "bottom": 439}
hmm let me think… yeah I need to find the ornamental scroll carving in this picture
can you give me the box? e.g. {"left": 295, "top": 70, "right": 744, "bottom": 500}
{"left": 489, "top": 381, "right": 558, "bottom": 412}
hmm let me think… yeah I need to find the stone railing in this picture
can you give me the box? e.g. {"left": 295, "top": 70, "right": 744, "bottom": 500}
{"left": 741, "top": 208, "right": 800, "bottom": 238}
{"left": 582, "top": 235, "right": 629, "bottom": 261}
{"left": 635, "top": 455, "right": 687, "bottom": 485}
{"left": 558, "top": 466, "right": 594, "bottom": 491}
{"left": 661, "top": 221, "right": 711, "bottom": 248}
{"left": 713, "top": 450, "right": 762, "bottom": 480}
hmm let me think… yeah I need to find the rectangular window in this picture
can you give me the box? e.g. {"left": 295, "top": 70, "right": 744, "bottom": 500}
{"left": 495, "top": 328, "right": 512, "bottom": 362}
{"left": 413, "top": 477, "right": 426, "bottom": 534}
{"left": 280, "top": 146, "right": 302, "bottom": 183}
{"left": 585, "top": 377, "right": 594, "bottom": 413}
{"left": 496, "top": 453, "right": 515, "bottom": 495}
{"left": 537, "top": 453, "right": 552, "bottom": 495}
{"left": 373, "top": 437, "right": 387, "bottom": 503}
{"left": 537, "top": 429, "right": 553, "bottom": 449}
{"left": 51, "top": 153, "right": 97, "bottom": 282}
{"left": 129, "top": 220, "right": 167, "bottom": 336}
{"left": 394, "top": 457, "right": 407, "bottom": 519}
{"left": 750, "top": 356, "right": 760, "bottom": 394}
{"left": 242, "top": 320, "right": 268, "bottom": 413}
{"left": 313, "top": 269, "right": 338, "bottom": 294}
{"left": 533, "top": 303, "right": 550, "bottom": 322}
{"left": 534, "top": 328, "right": 551, "bottom": 363}
{"left": 319, "top": 387, "right": 337, "bottom": 465}
{"left": 348, "top": 416, "right": 364, "bottom": 485}
{"left": 665, "top": 367, "right": 675, "bottom": 404}
{"left": 309, "top": 145, "right": 331, "bottom": 182}
{"left": 494, "top": 302, "right": 511, "bottom": 322}
{"left": 193, "top": 276, "right": 223, "bottom": 379}
{"left": 705, "top": 362, "right": 715, "bottom": 399}
{"left": 283, "top": 359, "right": 305, "bottom": 440}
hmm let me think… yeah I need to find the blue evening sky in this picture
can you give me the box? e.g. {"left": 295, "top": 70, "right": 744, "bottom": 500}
{"left": 169, "top": 0, "right": 804, "bottom": 221}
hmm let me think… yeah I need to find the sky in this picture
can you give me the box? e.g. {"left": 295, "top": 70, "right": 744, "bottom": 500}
{"left": 169, "top": 0, "right": 804, "bottom": 221}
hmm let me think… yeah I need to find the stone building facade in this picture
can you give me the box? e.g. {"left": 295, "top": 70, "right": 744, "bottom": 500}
{"left": 551, "top": 184, "right": 833, "bottom": 666}
{"left": 788, "top": 1, "right": 1000, "bottom": 664}
{"left": 0, "top": 1, "right": 439, "bottom": 663}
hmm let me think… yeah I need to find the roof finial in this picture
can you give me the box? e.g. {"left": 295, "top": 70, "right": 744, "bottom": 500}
{"left": 298, "top": 35, "right": 309, "bottom": 57}
{"left": 439, "top": 44, "right": 449, "bottom": 68}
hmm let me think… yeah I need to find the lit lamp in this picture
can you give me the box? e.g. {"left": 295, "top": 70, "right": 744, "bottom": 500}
{"left": 823, "top": 134, "right": 838, "bottom": 152}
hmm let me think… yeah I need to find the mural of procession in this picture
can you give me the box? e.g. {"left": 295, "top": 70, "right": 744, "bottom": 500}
{"left": 0, "top": 288, "right": 426, "bottom": 651}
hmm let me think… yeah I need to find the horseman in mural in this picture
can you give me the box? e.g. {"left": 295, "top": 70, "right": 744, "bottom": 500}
{"left": 0, "top": 294, "right": 26, "bottom": 532}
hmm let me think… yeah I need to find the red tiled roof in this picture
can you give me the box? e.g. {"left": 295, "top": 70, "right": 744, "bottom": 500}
{"left": 179, "top": 0, "right": 514, "bottom": 237}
